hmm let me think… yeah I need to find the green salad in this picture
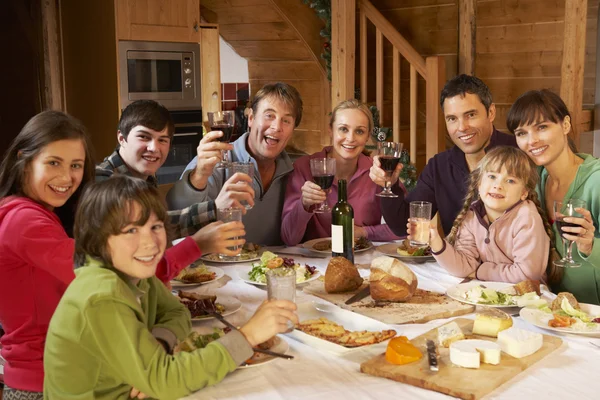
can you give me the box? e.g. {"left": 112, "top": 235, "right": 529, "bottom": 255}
{"left": 463, "top": 285, "right": 546, "bottom": 307}
{"left": 248, "top": 251, "right": 317, "bottom": 284}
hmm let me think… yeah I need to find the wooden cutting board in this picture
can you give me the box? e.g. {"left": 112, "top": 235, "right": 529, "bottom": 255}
{"left": 303, "top": 280, "right": 474, "bottom": 324}
{"left": 360, "top": 318, "right": 563, "bottom": 400}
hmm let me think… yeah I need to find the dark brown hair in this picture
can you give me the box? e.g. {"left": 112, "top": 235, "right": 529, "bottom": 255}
{"left": 447, "top": 146, "right": 560, "bottom": 284}
{"left": 0, "top": 111, "right": 95, "bottom": 236}
{"left": 506, "top": 89, "right": 578, "bottom": 153}
{"left": 250, "top": 82, "right": 303, "bottom": 127}
{"left": 73, "top": 175, "right": 169, "bottom": 268}
{"left": 440, "top": 74, "right": 493, "bottom": 114}
{"left": 118, "top": 100, "right": 175, "bottom": 141}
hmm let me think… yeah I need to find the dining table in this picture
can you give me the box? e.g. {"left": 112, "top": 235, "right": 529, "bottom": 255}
{"left": 181, "top": 243, "right": 600, "bottom": 400}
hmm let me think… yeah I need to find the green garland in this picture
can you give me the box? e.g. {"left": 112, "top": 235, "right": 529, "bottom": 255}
{"left": 302, "top": 0, "right": 332, "bottom": 80}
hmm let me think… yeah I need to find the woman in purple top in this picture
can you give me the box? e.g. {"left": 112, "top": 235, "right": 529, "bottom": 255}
{"left": 281, "top": 99, "right": 400, "bottom": 246}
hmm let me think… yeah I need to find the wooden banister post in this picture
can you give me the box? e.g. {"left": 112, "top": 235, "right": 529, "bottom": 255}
{"left": 425, "top": 56, "right": 447, "bottom": 162}
{"left": 331, "top": 0, "right": 356, "bottom": 108}
{"left": 560, "top": 0, "right": 587, "bottom": 148}
{"left": 458, "top": 0, "right": 476, "bottom": 75}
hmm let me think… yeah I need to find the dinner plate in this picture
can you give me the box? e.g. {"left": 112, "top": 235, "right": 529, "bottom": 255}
{"left": 190, "top": 296, "right": 242, "bottom": 321}
{"left": 446, "top": 281, "right": 524, "bottom": 308}
{"left": 170, "top": 266, "right": 225, "bottom": 288}
{"left": 288, "top": 301, "right": 396, "bottom": 355}
{"left": 376, "top": 243, "right": 435, "bottom": 263}
{"left": 239, "top": 269, "right": 321, "bottom": 286}
{"left": 520, "top": 303, "right": 600, "bottom": 337}
{"left": 302, "top": 237, "right": 373, "bottom": 254}
{"left": 200, "top": 252, "right": 262, "bottom": 264}
{"left": 239, "top": 336, "right": 290, "bottom": 368}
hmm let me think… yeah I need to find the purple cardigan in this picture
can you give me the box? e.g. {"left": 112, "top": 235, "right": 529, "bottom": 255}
{"left": 381, "top": 129, "right": 517, "bottom": 237}
{"left": 281, "top": 147, "right": 400, "bottom": 245}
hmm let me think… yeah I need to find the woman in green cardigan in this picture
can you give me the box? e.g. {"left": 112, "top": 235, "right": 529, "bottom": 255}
{"left": 43, "top": 176, "right": 298, "bottom": 400}
{"left": 507, "top": 89, "right": 600, "bottom": 305}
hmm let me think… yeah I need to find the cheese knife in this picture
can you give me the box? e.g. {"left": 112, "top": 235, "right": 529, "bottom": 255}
{"left": 426, "top": 340, "right": 439, "bottom": 372}
{"left": 344, "top": 285, "right": 370, "bottom": 305}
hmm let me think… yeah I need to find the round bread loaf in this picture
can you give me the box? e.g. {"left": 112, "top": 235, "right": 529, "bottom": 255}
{"left": 369, "top": 256, "right": 417, "bottom": 302}
{"left": 324, "top": 256, "right": 363, "bottom": 293}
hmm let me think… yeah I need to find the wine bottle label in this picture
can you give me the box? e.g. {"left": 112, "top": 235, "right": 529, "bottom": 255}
{"left": 332, "top": 224, "right": 343, "bottom": 253}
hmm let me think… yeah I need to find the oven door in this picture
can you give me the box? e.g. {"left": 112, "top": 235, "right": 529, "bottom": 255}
{"left": 156, "top": 126, "right": 201, "bottom": 185}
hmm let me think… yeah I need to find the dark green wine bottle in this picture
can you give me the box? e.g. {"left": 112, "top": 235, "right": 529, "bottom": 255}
{"left": 331, "top": 179, "right": 354, "bottom": 263}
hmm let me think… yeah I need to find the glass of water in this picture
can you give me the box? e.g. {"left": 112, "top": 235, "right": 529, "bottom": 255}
{"left": 229, "top": 161, "right": 255, "bottom": 210}
{"left": 266, "top": 267, "right": 296, "bottom": 333}
{"left": 217, "top": 207, "right": 243, "bottom": 261}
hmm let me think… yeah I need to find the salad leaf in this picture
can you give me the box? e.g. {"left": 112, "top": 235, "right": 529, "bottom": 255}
{"left": 561, "top": 297, "right": 591, "bottom": 322}
{"left": 260, "top": 251, "right": 277, "bottom": 264}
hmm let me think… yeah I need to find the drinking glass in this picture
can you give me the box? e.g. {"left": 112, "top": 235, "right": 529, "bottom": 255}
{"left": 207, "top": 111, "right": 235, "bottom": 169}
{"left": 266, "top": 267, "right": 296, "bottom": 333}
{"left": 409, "top": 201, "right": 432, "bottom": 247}
{"left": 217, "top": 207, "right": 243, "bottom": 261}
{"left": 229, "top": 161, "right": 255, "bottom": 210}
{"left": 375, "top": 142, "right": 403, "bottom": 198}
{"left": 309, "top": 158, "right": 336, "bottom": 213}
{"left": 553, "top": 199, "right": 587, "bottom": 268}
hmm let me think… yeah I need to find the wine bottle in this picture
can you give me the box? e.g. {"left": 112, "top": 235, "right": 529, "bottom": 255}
{"left": 331, "top": 179, "right": 354, "bottom": 263}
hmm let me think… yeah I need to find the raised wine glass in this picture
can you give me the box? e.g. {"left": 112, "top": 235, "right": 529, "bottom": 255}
{"left": 553, "top": 199, "right": 587, "bottom": 268}
{"left": 309, "top": 157, "right": 336, "bottom": 213}
{"left": 207, "top": 110, "right": 235, "bottom": 169}
{"left": 375, "top": 141, "right": 403, "bottom": 198}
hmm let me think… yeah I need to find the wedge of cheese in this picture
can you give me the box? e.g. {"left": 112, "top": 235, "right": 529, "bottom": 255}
{"left": 449, "top": 339, "right": 501, "bottom": 368}
{"left": 437, "top": 321, "right": 465, "bottom": 348}
{"left": 497, "top": 327, "right": 543, "bottom": 358}
{"left": 472, "top": 308, "right": 513, "bottom": 337}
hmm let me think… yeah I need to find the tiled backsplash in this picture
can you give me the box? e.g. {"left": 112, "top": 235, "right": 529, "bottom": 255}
{"left": 221, "top": 82, "right": 249, "bottom": 111}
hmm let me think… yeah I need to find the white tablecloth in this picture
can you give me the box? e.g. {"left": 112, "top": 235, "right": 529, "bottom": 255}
{"left": 182, "top": 246, "right": 600, "bottom": 400}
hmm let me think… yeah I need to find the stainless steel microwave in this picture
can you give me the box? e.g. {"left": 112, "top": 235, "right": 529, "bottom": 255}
{"left": 118, "top": 41, "right": 201, "bottom": 111}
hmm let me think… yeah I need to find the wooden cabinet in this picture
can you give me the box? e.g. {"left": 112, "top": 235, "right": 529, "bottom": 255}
{"left": 115, "top": 0, "right": 201, "bottom": 42}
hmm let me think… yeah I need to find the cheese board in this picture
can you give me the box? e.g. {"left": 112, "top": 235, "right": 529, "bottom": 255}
{"left": 303, "top": 280, "right": 475, "bottom": 325}
{"left": 360, "top": 318, "right": 563, "bottom": 400}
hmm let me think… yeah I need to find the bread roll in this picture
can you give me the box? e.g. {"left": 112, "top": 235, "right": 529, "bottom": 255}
{"left": 369, "top": 256, "right": 418, "bottom": 302}
{"left": 514, "top": 280, "right": 541, "bottom": 296}
{"left": 551, "top": 292, "right": 579, "bottom": 312}
{"left": 324, "top": 257, "right": 363, "bottom": 293}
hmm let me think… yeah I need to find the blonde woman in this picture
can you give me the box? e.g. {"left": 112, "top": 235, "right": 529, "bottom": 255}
{"left": 281, "top": 99, "right": 399, "bottom": 245}
{"left": 424, "top": 146, "right": 555, "bottom": 284}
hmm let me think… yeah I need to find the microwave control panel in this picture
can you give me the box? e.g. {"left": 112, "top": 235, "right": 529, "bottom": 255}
{"left": 182, "top": 53, "right": 195, "bottom": 98}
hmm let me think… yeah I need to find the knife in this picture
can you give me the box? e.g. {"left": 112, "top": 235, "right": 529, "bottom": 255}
{"left": 268, "top": 246, "right": 328, "bottom": 259}
{"left": 426, "top": 340, "right": 439, "bottom": 372}
{"left": 345, "top": 285, "right": 370, "bottom": 305}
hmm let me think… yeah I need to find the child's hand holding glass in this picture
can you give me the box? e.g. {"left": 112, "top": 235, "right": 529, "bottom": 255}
{"left": 190, "top": 220, "right": 246, "bottom": 257}
{"left": 239, "top": 300, "right": 298, "bottom": 347}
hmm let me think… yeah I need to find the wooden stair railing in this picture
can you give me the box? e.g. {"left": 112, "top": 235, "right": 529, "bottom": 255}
{"left": 358, "top": 0, "right": 446, "bottom": 165}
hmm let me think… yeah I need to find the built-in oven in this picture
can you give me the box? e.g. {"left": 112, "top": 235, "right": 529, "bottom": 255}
{"left": 118, "top": 41, "right": 201, "bottom": 111}
{"left": 157, "top": 110, "right": 203, "bottom": 185}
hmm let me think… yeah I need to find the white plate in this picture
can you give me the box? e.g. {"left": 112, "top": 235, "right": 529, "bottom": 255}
{"left": 520, "top": 303, "right": 600, "bottom": 337}
{"left": 239, "top": 336, "right": 290, "bottom": 368}
{"left": 239, "top": 269, "right": 321, "bottom": 286}
{"left": 170, "top": 266, "right": 225, "bottom": 288}
{"left": 190, "top": 296, "right": 242, "bottom": 321}
{"left": 302, "top": 237, "right": 372, "bottom": 254}
{"left": 376, "top": 243, "right": 434, "bottom": 263}
{"left": 446, "top": 281, "right": 522, "bottom": 307}
{"left": 288, "top": 301, "right": 396, "bottom": 355}
{"left": 200, "top": 252, "right": 262, "bottom": 264}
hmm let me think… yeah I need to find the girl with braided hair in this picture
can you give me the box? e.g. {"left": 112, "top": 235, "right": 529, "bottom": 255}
{"left": 422, "top": 146, "right": 554, "bottom": 283}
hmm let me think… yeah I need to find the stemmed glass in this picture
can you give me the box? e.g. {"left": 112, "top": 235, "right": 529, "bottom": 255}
{"left": 207, "top": 111, "right": 235, "bottom": 169}
{"left": 554, "top": 199, "right": 587, "bottom": 268}
{"left": 309, "top": 158, "right": 336, "bottom": 213}
{"left": 375, "top": 141, "right": 403, "bottom": 198}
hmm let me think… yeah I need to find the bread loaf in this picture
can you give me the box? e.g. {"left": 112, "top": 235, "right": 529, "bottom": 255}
{"left": 369, "top": 256, "right": 418, "bottom": 302}
{"left": 324, "top": 257, "right": 363, "bottom": 293}
{"left": 514, "top": 279, "right": 541, "bottom": 296}
{"left": 551, "top": 292, "right": 579, "bottom": 312}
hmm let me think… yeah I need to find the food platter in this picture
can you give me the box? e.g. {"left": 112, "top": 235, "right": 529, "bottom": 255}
{"left": 170, "top": 266, "right": 224, "bottom": 288}
{"left": 446, "top": 281, "right": 550, "bottom": 308}
{"left": 302, "top": 237, "right": 373, "bottom": 254}
{"left": 239, "top": 269, "right": 321, "bottom": 286}
{"left": 200, "top": 252, "right": 261, "bottom": 264}
{"left": 375, "top": 243, "right": 434, "bottom": 263}
{"left": 520, "top": 303, "right": 600, "bottom": 337}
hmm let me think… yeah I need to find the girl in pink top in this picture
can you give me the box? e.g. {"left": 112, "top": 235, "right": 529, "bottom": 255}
{"left": 281, "top": 99, "right": 399, "bottom": 246}
{"left": 426, "top": 146, "right": 556, "bottom": 283}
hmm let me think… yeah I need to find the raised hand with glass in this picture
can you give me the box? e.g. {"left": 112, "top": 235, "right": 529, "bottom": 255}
{"left": 309, "top": 158, "right": 336, "bottom": 213}
{"left": 207, "top": 110, "right": 235, "bottom": 169}
{"left": 375, "top": 141, "right": 403, "bottom": 198}
{"left": 554, "top": 199, "right": 587, "bottom": 268}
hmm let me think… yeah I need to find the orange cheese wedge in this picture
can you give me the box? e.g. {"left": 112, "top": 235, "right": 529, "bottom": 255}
{"left": 385, "top": 336, "right": 423, "bottom": 365}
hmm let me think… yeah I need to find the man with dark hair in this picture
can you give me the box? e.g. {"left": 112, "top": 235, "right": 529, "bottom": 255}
{"left": 167, "top": 82, "right": 303, "bottom": 245}
{"left": 97, "top": 100, "right": 250, "bottom": 239}
{"left": 370, "top": 74, "right": 518, "bottom": 237}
